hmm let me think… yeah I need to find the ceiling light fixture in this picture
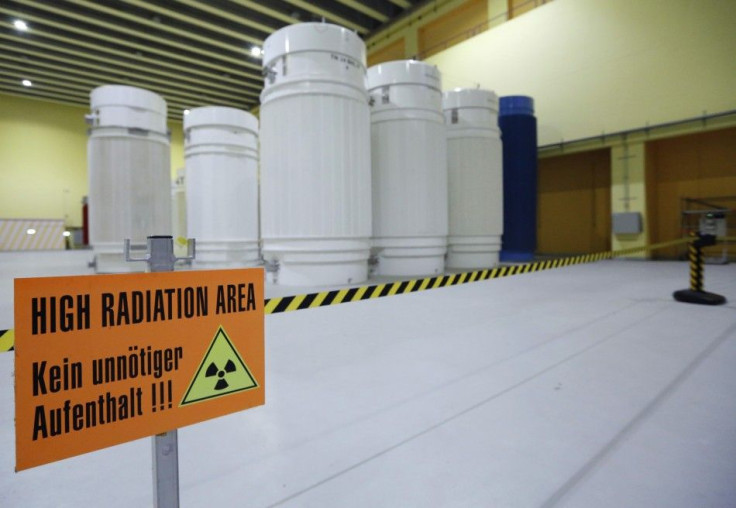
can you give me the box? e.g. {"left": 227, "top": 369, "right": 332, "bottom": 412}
{"left": 26, "top": 228, "right": 37, "bottom": 235}
{"left": 183, "top": 109, "right": 190, "bottom": 116}
{"left": 251, "top": 46, "right": 262, "bottom": 57}
{"left": 22, "top": 79, "right": 32, "bottom": 87}
{"left": 14, "top": 19, "right": 29, "bottom": 31}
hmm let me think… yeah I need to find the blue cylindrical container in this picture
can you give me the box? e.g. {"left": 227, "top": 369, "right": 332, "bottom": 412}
{"left": 499, "top": 95, "right": 537, "bottom": 261}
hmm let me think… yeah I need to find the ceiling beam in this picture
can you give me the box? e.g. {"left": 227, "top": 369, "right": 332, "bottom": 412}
{"left": 2, "top": 1, "right": 422, "bottom": 116}
{"left": 0, "top": 53, "right": 259, "bottom": 100}
{"left": 63, "top": 0, "right": 262, "bottom": 48}
{"left": 0, "top": 86, "right": 89, "bottom": 106}
{"left": 118, "top": 0, "right": 267, "bottom": 43}
{"left": 0, "top": 77, "right": 89, "bottom": 99}
{"left": 335, "top": 0, "right": 389, "bottom": 23}
{"left": 0, "top": 7, "right": 262, "bottom": 77}
{"left": 389, "top": 0, "right": 412, "bottom": 9}
{"left": 281, "top": 0, "right": 370, "bottom": 33}
{"left": 2, "top": 45, "right": 261, "bottom": 98}
{"left": 0, "top": 62, "right": 252, "bottom": 108}
{"left": 0, "top": 79, "right": 91, "bottom": 100}
{"left": 225, "top": 0, "right": 300, "bottom": 26}
{"left": 1, "top": 26, "right": 259, "bottom": 87}
{"left": 15, "top": 0, "right": 263, "bottom": 70}
{"left": 0, "top": 34, "right": 259, "bottom": 96}
{"left": 162, "top": 0, "right": 278, "bottom": 36}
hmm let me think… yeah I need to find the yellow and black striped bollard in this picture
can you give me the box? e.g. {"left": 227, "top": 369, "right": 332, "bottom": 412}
{"left": 673, "top": 233, "right": 726, "bottom": 305}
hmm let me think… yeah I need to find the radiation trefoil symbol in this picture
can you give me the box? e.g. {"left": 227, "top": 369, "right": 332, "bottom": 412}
{"left": 206, "top": 359, "right": 236, "bottom": 390}
{"left": 180, "top": 326, "right": 258, "bottom": 406}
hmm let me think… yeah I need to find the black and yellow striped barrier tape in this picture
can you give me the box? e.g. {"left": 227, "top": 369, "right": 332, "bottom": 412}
{"left": 1, "top": 235, "right": 729, "bottom": 353}
{"left": 263, "top": 237, "right": 694, "bottom": 314}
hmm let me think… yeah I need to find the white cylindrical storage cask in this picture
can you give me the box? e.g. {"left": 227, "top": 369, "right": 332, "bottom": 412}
{"left": 184, "top": 107, "right": 259, "bottom": 268}
{"left": 367, "top": 60, "right": 448, "bottom": 277}
{"left": 443, "top": 88, "right": 503, "bottom": 269}
{"left": 259, "top": 22, "right": 372, "bottom": 286}
{"left": 87, "top": 85, "right": 171, "bottom": 273}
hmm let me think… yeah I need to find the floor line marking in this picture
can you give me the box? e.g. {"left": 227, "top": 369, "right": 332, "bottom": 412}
{"left": 267, "top": 304, "right": 671, "bottom": 507}
{"left": 540, "top": 320, "right": 736, "bottom": 508}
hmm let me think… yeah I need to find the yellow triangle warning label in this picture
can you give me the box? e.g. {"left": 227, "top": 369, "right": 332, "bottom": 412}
{"left": 180, "top": 326, "right": 258, "bottom": 406}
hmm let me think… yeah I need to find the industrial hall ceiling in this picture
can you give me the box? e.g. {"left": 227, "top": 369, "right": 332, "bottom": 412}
{"left": 1, "top": 0, "right": 421, "bottom": 120}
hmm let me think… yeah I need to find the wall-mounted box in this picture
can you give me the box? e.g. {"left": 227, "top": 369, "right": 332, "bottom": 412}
{"left": 612, "top": 212, "right": 642, "bottom": 234}
{"left": 698, "top": 212, "right": 727, "bottom": 237}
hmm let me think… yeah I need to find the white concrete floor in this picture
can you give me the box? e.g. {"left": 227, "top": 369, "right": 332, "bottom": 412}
{"left": 1, "top": 252, "right": 735, "bottom": 507}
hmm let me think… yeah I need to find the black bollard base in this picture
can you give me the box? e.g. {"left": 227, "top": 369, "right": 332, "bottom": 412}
{"left": 673, "top": 289, "right": 727, "bottom": 306}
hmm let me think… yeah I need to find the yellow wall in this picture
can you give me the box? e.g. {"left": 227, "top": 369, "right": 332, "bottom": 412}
{"left": 170, "top": 119, "right": 184, "bottom": 179}
{"left": 427, "top": 0, "right": 736, "bottom": 146}
{"left": 0, "top": 94, "right": 87, "bottom": 226}
{"left": 0, "top": 93, "right": 184, "bottom": 227}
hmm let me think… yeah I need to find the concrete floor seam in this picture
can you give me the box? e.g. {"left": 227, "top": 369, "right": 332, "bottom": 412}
{"left": 267, "top": 305, "right": 671, "bottom": 507}
{"left": 539, "top": 320, "right": 736, "bottom": 508}
{"left": 184, "top": 300, "right": 657, "bottom": 494}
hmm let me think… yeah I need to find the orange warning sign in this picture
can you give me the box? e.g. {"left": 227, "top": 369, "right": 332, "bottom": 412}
{"left": 14, "top": 268, "right": 264, "bottom": 471}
